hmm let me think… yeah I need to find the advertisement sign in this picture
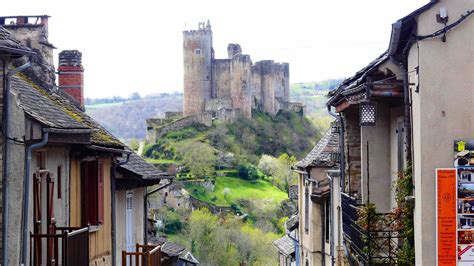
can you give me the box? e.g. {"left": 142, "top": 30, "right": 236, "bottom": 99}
{"left": 437, "top": 168, "right": 457, "bottom": 265}
{"left": 455, "top": 140, "right": 474, "bottom": 265}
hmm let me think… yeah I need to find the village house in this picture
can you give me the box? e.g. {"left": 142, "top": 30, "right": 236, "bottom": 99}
{"left": 325, "top": 0, "right": 473, "bottom": 264}
{"left": 293, "top": 130, "right": 341, "bottom": 266}
{"left": 0, "top": 15, "right": 174, "bottom": 265}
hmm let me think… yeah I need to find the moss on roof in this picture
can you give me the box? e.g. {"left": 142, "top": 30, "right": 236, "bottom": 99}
{"left": 16, "top": 73, "right": 124, "bottom": 148}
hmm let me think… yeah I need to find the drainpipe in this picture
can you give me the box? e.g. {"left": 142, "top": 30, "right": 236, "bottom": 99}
{"left": 326, "top": 173, "right": 335, "bottom": 266}
{"left": 327, "top": 106, "right": 345, "bottom": 192}
{"left": 144, "top": 178, "right": 173, "bottom": 245}
{"left": 2, "top": 61, "right": 31, "bottom": 266}
{"left": 21, "top": 129, "right": 49, "bottom": 265}
{"left": 111, "top": 153, "right": 130, "bottom": 266}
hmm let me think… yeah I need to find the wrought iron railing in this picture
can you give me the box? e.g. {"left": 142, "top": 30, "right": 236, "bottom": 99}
{"left": 341, "top": 193, "right": 402, "bottom": 265}
{"left": 30, "top": 226, "right": 89, "bottom": 266}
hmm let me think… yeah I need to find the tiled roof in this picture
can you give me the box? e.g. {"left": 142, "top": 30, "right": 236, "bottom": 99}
{"left": 0, "top": 26, "right": 33, "bottom": 56}
{"left": 295, "top": 129, "right": 339, "bottom": 169}
{"left": 273, "top": 232, "right": 296, "bottom": 257}
{"left": 13, "top": 74, "right": 123, "bottom": 147}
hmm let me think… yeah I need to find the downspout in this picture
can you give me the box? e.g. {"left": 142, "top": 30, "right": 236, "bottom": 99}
{"left": 21, "top": 129, "right": 49, "bottom": 265}
{"left": 144, "top": 178, "right": 173, "bottom": 245}
{"left": 111, "top": 153, "right": 131, "bottom": 266}
{"left": 326, "top": 174, "right": 335, "bottom": 266}
{"left": 327, "top": 106, "right": 345, "bottom": 192}
{"left": 2, "top": 61, "right": 32, "bottom": 266}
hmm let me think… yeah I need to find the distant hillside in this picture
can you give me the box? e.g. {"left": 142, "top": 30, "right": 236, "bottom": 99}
{"left": 86, "top": 79, "right": 343, "bottom": 141}
{"left": 86, "top": 94, "right": 182, "bottom": 140}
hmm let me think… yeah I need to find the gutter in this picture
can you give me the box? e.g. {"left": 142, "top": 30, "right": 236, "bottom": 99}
{"left": 327, "top": 106, "right": 345, "bottom": 192}
{"left": 21, "top": 129, "right": 49, "bottom": 265}
{"left": 1, "top": 61, "right": 31, "bottom": 266}
{"left": 111, "top": 153, "right": 131, "bottom": 266}
{"left": 144, "top": 178, "right": 173, "bottom": 245}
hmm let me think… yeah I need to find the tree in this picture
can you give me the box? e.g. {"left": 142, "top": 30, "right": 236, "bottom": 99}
{"left": 175, "top": 140, "right": 217, "bottom": 179}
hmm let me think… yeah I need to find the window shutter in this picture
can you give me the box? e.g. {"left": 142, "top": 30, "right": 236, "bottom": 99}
{"left": 86, "top": 161, "right": 99, "bottom": 225}
{"left": 97, "top": 160, "right": 104, "bottom": 224}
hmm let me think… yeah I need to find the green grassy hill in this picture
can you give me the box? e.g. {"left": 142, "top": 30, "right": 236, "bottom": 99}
{"left": 185, "top": 176, "right": 287, "bottom": 206}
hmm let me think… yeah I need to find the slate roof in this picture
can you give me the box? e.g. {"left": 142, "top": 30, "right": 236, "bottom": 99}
{"left": 286, "top": 214, "right": 299, "bottom": 231}
{"left": 295, "top": 129, "right": 339, "bottom": 169}
{"left": 13, "top": 74, "right": 123, "bottom": 148}
{"left": 161, "top": 241, "right": 186, "bottom": 257}
{"left": 327, "top": 52, "right": 389, "bottom": 106}
{"left": 273, "top": 231, "right": 296, "bottom": 257}
{"left": 0, "top": 26, "right": 33, "bottom": 56}
{"left": 120, "top": 151, "right": 169, "bottom": 179}
{"left": 288, "top": 185, "right": 298, "bottom": 200}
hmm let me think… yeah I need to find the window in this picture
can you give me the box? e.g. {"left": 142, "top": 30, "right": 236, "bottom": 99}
{"left": 36, "top": 150, "right": 47, "bottom": 169}
{"left": 80, "top": 159, "right": 104, "bottom": 226}
{"left": 325, "top": 195, "right": 330, "bottom": 243}
{"left": 195, "top": 49, "right": 201, "bottom": 55}
{"left": 304, "top": 180, "right": 309, "bottom": 233}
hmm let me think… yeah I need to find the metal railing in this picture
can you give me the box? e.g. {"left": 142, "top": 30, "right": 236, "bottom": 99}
{"left": 341, "top": 193, "right": 402, "bottom": 265}
{"left": 122, "top": 243, "right": 161, "bottom": 266}
{"left": 29, "top": 226, "right": 89, "bottom": 266}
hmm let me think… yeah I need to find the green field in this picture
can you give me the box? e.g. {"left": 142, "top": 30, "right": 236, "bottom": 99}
{"left": 145, "top": 158, "right": 176, "bottom": 164}
{"left": 85, "top": 101, "right": 125, "bottom": 110}
{"left": 185, "top": 176, "right": 288, "bottom": 206}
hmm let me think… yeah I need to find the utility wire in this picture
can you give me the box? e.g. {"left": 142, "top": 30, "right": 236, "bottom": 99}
{"left": 417, "top": 9, "right": 473, "bottom": 40}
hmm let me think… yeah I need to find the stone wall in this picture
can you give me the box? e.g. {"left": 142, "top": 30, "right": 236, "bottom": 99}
{"left": 213, "top": 59, "right": 231, "bottom": 99}
{"left": 230, "top": 54, "right": 252, "bottom": 118}
{"left": 183, "top": 27, "right": 213, "bottom": 116}
{"left": 189, "top": 196, "right": 232, "bottom": 215}
{"left": 343, "top": 107, "right": 361, "bottom": 196}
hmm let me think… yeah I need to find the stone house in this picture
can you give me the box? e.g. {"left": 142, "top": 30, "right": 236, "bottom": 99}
{"left": 293, "top": 130, "right": 340, "bottom": 266}
{"left": 0, "top": 15, "right": 173, "bottom": 265}
{"left": 326, "top": 0, "right": 473, "bottom": 264}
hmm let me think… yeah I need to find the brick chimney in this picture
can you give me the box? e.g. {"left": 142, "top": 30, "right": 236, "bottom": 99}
{"left": 58, "top": 50, "right": 84, "bottom": 108}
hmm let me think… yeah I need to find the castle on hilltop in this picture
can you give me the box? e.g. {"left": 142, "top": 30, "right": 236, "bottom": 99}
{"left": 146, "top": 21, "right": 304, "bottom": 142}
{"left": 183, "top": 20, "right": 303, "bottom": 118}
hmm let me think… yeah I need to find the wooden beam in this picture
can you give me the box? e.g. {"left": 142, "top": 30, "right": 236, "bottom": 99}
{"left": 335, "top": 100, "right": 350, "bottom": 113}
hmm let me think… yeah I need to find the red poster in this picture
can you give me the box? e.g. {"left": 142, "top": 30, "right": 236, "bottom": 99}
{"left": 437, "top": 168, "right": 457, "bottom": 266}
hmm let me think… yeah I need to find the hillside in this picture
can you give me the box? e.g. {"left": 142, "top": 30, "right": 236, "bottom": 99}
{"left": 85, "top": 79, "right": 342, "bottom": 141}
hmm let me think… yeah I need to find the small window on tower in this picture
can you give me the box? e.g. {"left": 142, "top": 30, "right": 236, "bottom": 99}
{"left": 195, "top": 49, "right": 201, "bottom": 55}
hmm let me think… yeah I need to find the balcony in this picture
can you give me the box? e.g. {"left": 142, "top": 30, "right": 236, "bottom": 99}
{"left": 122, "top": 244, "right": 162, "bottom": 266}
{"left": 341, "top": 193, "right": 402, "bottom": 265}
{"left": 29, "top": 226, "right": 89, "bottom": 266}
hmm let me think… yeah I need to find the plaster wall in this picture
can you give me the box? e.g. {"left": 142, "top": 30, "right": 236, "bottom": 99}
{"left": 343, "top": 108, "right": 361, "bottom": 195}
{"left": 298, "top": 167, "right": 330, "bottom": 266}
{"left": 409, "top": 1, "right": 474, "bottom": 265}
{"left": 389, "top": 107, "right": 404, "bottom": 210}
{"left": 360, "top": 102, "right": 392, "bottom": 212}
{"left": 5, "top": 87, "right": 27, "bottom": 266}
{"left": 115, "top": 186, "right": 145, "bottom": 264}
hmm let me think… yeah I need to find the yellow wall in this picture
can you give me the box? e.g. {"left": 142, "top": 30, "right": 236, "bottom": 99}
{"left": 70, "top": 157, "right": 112, "bottom": 263}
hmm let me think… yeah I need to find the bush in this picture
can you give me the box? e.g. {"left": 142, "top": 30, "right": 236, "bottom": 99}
{"left": 237, "top": 163, "right": 265, "bottom": 181}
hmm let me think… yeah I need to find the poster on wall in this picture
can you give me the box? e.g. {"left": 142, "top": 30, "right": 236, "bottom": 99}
{"left": 455, "top": 140, "right": 474, "bottom": 265}
{"left": 437, "top": 168, "right": 457, "bottom": 266}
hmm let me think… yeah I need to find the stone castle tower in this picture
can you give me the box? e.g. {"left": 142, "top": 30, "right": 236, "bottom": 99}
{"left": 146, "top": 21, "right": 304, "bottom": 142}
{"left": 183, "top": 21, "right": 296, "bottom": 119}
{"left": 183, "top": 20, "right": 213, "bottom": 116}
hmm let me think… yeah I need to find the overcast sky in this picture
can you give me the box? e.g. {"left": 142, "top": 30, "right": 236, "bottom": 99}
{"left": 4, "top": 0, "right": 428, "bottom": 98}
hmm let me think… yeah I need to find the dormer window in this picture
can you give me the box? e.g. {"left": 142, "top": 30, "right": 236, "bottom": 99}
{"left": 195, "top": 49, "right": 201, "bottom": 55}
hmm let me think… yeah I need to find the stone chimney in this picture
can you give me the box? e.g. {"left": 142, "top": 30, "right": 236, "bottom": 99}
{"left": 0, "top": 15, "right": 56, "bottom": 89}
{"left": 58, "top": 50, "right": 84, "bottom": 108}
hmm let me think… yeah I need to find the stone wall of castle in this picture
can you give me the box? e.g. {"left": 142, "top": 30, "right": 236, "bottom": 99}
{"left": 182, "top": 22, "right": 292, "bottom": 119}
